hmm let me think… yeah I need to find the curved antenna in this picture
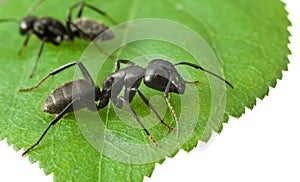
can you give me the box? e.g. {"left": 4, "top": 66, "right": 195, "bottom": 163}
{"left": 174, "top": 62, "right": 234, "bottom": 89}
{"left": 0, "top": 0, "right": 43, "bottom": 24}
{"left": 0, "top": 18, "right": 20, "bottom": 24}
{"left": 26, "top": 0, "right": 43, "bottom": 15}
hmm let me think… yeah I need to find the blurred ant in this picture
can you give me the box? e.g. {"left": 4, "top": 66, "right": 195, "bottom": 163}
{"left": 19, "top": 59, "right": 233, "bottom": 156}
{"left": 0, "top": 1, "right": 117, "bottom": 78}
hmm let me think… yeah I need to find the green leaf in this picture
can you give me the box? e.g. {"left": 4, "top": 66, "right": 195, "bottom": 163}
{"left": 0, "top": 0, "right": 290, "bottom": 181}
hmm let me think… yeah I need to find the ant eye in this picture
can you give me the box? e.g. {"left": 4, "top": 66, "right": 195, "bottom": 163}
{"left": 20, "top": 21, "right": 27, "bottom": 29}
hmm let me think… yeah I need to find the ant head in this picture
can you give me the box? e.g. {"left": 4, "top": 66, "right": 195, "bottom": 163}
{"left": 19, "top": 16, "right": 37, "bottom": 35}
{"left": 144, "top": 59, "right": 186, "bottom": 94}
{"left": 169, "top": 74, "right": 186, "bottom": 94}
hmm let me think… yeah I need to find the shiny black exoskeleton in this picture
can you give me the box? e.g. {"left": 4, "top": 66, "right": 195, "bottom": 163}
{"left": 19, "top": 59, "right": 233, "bottom": 156}
{"left": 0, "top": 2, "right": 116, "bottom": 78}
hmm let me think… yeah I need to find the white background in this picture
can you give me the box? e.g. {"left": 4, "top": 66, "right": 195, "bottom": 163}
{"left": 0, "top": 0, "right": 299, "bottom": 181}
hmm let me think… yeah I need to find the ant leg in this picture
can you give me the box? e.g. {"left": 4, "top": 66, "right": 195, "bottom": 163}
{"left": 67, "top": 2, "right": 117, "bottom": 27}
{"left": 19, "top": 62, "right": 95, "bottom": 92}
{"left": 66, "top": 2, "right": 81, "bottom": 22}
{"left": 66, "top": 2, "right": 82, "bottom": 40}
{"left": 75, "top": 2, "right": 84, "bottom": 19}
{"left": 81, "top": 2, "right": 118, "bottom": 25}
{"left": 18, "top": 30, "right": 32, "bottom": 56}
{"left": 174, "top": 62, "right": 234, "bottom": 89}
{"left": 133, "top": 88, "right": 173, "bottom": 131}
{"left": 164, "top": 81, "right": 180, "bottom": 137}
{"left": 115, "top": 59, "right": 135, "bottom": 71}
{"left": 22, "top": 97, "right": 79, "bottom": 156}
{"left": 29, "top": 38, "right": 46, "bottom": 78}
{"left": 119, "top": 96, "right": 158, "bottom": 146}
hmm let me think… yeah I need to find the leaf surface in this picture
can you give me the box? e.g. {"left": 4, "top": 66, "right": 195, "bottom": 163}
{"left": 0, "top": 0, "right": 290, "bottom": 181}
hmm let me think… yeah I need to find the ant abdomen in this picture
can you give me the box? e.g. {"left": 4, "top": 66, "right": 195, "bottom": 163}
{"left": 44, "top": 79, "right": 97, "bottom": 114}
{"left": 73, "top": 19, "right": 114, "bottom": 41}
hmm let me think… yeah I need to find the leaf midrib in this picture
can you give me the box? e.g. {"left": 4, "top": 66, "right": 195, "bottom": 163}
{"left": 97, "top": 0, "right": 142, "bottom": 181}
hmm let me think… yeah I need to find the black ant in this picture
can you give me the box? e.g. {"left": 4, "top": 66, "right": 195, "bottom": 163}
{"left": 0, "top": 1, "right": 117, "bottom": 78}
{"left": 19, "top": 59, "right": 233, "bottom": 156}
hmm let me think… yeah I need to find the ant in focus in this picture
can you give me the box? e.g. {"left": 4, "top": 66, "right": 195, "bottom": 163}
{"left": 19, "top": 59, "right": 233, "bottom": 156}
{"left": 0, "top": 1, "right": 117, "bottom": 78}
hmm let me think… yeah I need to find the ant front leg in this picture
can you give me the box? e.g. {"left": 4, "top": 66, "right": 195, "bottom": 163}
{"left": 29, "top": 38, "right": 46, "bottom": 78}
{"left": 109, "top": 86, "right": 158, "bottom": 146}
{"left": 19, "top": 62, "right": 95, "bottom": 92}
{"left": 119, "top": 96, "right": 158, "bottom": 146}
{"left": 18, "top": 30, "right": 32, "bottom": 56}
{"left": 164, "top": 80, "right": 180, "bottom": 138}
{"left": 131, "top": 88, "right": 174, "bottom": 131}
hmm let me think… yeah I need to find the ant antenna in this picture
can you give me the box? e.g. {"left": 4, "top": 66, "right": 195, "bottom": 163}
{"left": 26, "top": 0, "right": 43, "bottom": 15}
{"left": 174, "top": 62, "right": 234, "bottom": 89}
{"left": 0, "top": 0, "right": 42, "bottom": 24}
{"left": 0, "top": 18, "right": 20, "bottom": 24}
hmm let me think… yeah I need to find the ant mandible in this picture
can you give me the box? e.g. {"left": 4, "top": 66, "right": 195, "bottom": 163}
{"left": 0, "top": 1, "right": 117, "bottom": 78}
{"left": 19, "top": 59, "right": 233, "bottom": 156}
